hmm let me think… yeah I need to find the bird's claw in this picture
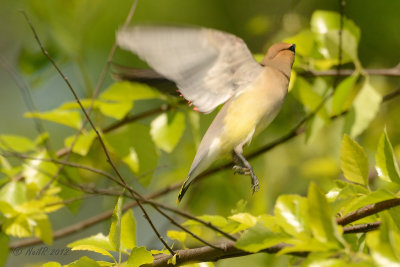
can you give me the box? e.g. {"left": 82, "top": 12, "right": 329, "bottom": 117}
{"left": 251, "top": 177, "right": 259, "bottom": 194}
{"left": 233, "top": 165, "right": 250, "bottom": 175}
{"left": 233, "top": 165, "right": 259, "bottom": 194}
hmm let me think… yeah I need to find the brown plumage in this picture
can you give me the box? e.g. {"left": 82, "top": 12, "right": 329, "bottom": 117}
{"left": 117, "top": 26, "right": 295, "bottom": 202}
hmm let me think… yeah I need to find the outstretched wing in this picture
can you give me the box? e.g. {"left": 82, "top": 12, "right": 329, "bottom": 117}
{"left": 117, "top": 26, "right": 262, "bottom": 113}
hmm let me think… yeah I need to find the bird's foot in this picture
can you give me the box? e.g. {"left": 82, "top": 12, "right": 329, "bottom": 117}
{"left": 233, "top": 165, "right": 250, "bottom": 175}
{"left": 232, "top": 165, "right": 259, "bottom": 194}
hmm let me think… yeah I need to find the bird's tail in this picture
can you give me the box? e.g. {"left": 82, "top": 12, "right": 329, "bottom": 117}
{"left": 177, "top": 178, "right": 192, "bottom": 203}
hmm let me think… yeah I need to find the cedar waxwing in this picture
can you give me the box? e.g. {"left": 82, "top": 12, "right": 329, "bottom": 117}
{"left": 116, "top": 26, "right": 295, "bottom": 202}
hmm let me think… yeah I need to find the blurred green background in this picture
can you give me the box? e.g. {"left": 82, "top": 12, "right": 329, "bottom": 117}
{"left": 1, "top": 0, "right": 400, "bottom": 266}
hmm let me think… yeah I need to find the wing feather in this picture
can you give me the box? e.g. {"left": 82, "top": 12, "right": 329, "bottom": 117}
{"left": 117, "top": 26, "right": 262, "bottom": 113}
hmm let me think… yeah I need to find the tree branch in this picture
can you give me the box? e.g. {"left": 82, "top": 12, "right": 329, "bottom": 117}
{"left": 142, "top": 241, "right": 305, "bottom": 267}
{"left": 299, "top": 64, "right": 400, "bottom": 77}
{"left": 342, "top": 221, "right": 381, "bottom": 234}
{"left": 336, "top": 198, "right": 400, "bottom": 226}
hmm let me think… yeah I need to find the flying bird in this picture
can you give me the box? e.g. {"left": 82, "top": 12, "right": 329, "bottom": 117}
{"left": 116, "top": 26, "right": 295, "bottom": 202}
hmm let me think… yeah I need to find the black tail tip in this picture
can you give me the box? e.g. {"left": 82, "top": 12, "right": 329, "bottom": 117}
{"left": 177, "top": 183, "right": 190, "bottom": 203}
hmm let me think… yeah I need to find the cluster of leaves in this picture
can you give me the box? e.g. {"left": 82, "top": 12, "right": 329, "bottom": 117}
{"left": 167, "top": 132, "right": 400, "bottom": 266}
{"left": 42, "top": 196, "right": 159, "bottom": 267}
{"left": 285, "top": 11, "right": 381, "bottom": 141}
{"left": 0, "top": 8, "right": 396, "bottom": 267}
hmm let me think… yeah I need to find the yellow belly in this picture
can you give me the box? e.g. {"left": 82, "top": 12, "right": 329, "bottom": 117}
{"left": 220, "top": 68, "right": 287, "bottom": 151}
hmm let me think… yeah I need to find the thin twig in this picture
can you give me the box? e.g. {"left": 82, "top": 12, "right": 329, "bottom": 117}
{"left": 342, "top": 222, "right": 381, "bottom": 234}
{"left": 300, "top": 65, "right": 400, "bottom": 77}
{"left": 145, "top": 199, "right": 237, "bottom": 241}
{"left": 0, "top": 56, "right": 51, "bottom": 151}
{"left": 21, "top": 10, "right": 175, "bottom": 255}
{"left": 37, "top": 0, "right": 139, "bottom": 197}
{"left": 336, "top": 198, "right": 400, "bottom": 226}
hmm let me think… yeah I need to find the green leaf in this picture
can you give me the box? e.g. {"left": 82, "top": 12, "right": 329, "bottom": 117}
{"left": 0, "top": 135, "right": 35, "bottom": 153}
{"left": 127, "top": 247, "right": 154, "bottom": 267}
{"left": 22, "top": 150, "right": 59, "bottom": 189}
{"left": 376, "top": 130, "right": 400, "bottom": 184}
{"left": 366, "top": 213, "right": 400, "bottom": 266}
{"left": 97, "top": 100, "right": 133, "bottom": 120}
{"left": 105, "top": 123, "right": 158, "bottom": 186}
{"left": 0, "top": 181, "right": 27, "bottom": 205}
{"left": 327, "top": 181, "right": 370, "bottom": 214}
{"left": 167, "top": 254, "right": 177, "bottom": 265}
{"left": 343, "top": 188, "right": 395, "bottom": 215}
{"left": 235, "top": 222, "right": 290, "bottom": 253}
{"left": 150, "top": 111, "right": 186, "bottom": 153}
{"left": 167, "top": 230, "right": 187, "bottom": 248}
{"left": 340, "top": 134, "right": 369, "bottom": 186}
{"left": 291, "top": 77, "right": 329, "bottom": 121}
{"left": 121, "top": 209, "right": 136, "bottom": 250}
{"left": 274, "top": 195, "right": 309, "bottom": 237}
{"left": 284, "top": 29, "right": 315, "bottom": 56}
{"left": 3, "top": 214, "right": 32, "bottom": 237}
{"left": 109, "top": 196, "right": 123, "bottom": 252}
{"left": 311, "top": 10, "right": 360, "bottom": 63}
{"left": 0, "top": 232, "right": 9, "bottom": 267}
{"left": 42, "top": 262, "right": 62, "bottom": 267}
{"left": 64, "top": 130, "right": 97, "bottom": 156}
{"left": 100, "top": 81, "right": 163, "bottom": 102}
{"left": 228, "top": 213, "right": 258, "bottom": 233}
{"left": 123, "top": 147, "right": 139, "bottom": 173}
{"left": 331, "top": 74, "right": 358, "bottom": 116}
{"left": 34, "top": 214, "right": 53, "bottom": 244}
{"left": 67, "top": 256, "right": 101, "bottom": 267}
{"left": 307, "top": 183, "right": 341, "bottom": 246}
{"left": 25, "top": 109, "right": 82, "bottom": 129}
{"left": 183, "top": 214, "right": 228, "bottom": 228}
{"left": 71, "top": 245, "right": 115, "bottom": 261}
{"left": 68, "top": 233, "right": 115, "bottom": 251}
{"left": 345, "top": 80, "right": 381, "bottom": 138}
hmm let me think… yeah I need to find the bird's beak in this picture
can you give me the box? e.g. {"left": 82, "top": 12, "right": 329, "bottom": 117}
{"left": 289, "top": 44, "right": 296, "bottom": 53}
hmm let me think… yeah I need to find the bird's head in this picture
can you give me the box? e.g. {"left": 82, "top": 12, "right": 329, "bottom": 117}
{"left": 260, "top": 43, "right": 295, "bottom": 78}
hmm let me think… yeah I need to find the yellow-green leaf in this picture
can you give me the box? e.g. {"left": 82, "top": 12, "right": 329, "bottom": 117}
{"left": 22, "top": 150, "right": 58, "bottom": 189}
{"left": 0, "top": 181, "right": 27, "bottom": 205}
{"left": 34, "top": 214, "right": 53, "bottom": 245}
{"left": 345, "top": 81, "right": 381, "bottom": 137}
{"left": 340, "top": 134, "right": 369, "bottom": 186}
{"left": 109, "top": 196, "right": 123, "bottom": 252}
{"left": 284, "top": 29, "right": 315, "bottom": 56}
{"left": 123, "top": 147, "right": 139, "bottom": 173}
{"left": 97, "top": 100, "right": 133, "bottom": 120}
{"left": 376, "top": 130, "right": 400, "bottom": 184}
{"left": 127, "top": 247, "right": 154, "bottom": 267}
{"left": 331, "top": 74, "right": 358, "bottom": 116}
{"left": 235, "top": 222, "right": 289, "bottom": 253}
{"left": 64, "top": 130, "right": 97, "bottom": 156}
{"left": 100, "top": 81, "right": 162, "bottom": 102}
{"left": 366, "top": 213, "right": 400, "bottom": 266}
{"left": 67, "top": 256, "right": 101, "bottom": 267}
{"left": 311, "top": 10, "right": 360, "bottom": 63}
{"left": 150, "top": 111, "right": 186, "bottom": 153}
{"left": 71, "top": 245, "right": 115, "bottom": 261}
{"left": 68, "top": 233, "right": 115, "bottom": 251}
{"left": 0, "top": 232, "right": 9, "bottom": 267}
{"left": 307, "top": 183, "right": 341, "bottom": 246}
{"left": 121, "top": 209, "right": 136, "bottom": 250}
{"left": 42, "top": 262, "right": 62, "bottom": 267}
{"left": 274, "top": 195, "right": 309, "bottom": 237}
{"left": 25, "top": 110, "right": 82, "bottom": 129}
{"left": 167, "top": 230, "right": 187, "bottom": 246}
{"left": 0, "top": 135, "right": 35, "bottom": 153}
